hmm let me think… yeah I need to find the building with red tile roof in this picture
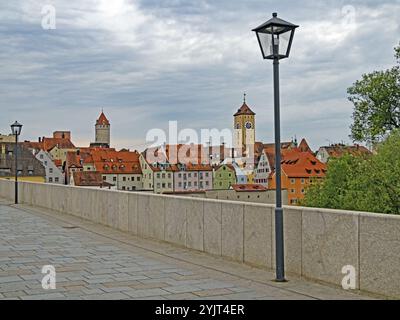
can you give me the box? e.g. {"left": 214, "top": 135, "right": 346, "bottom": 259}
{"left": 82, "top": 148, "right": 142, "bottom": 191}
{"left": 23, "top": 132, "right": 75, "bottom": 153}
{"left": 71, "top": 171, "right": 113, "bottom": 188}
{"left": 231, "top": 184, "right": 267, "bottom": 192}
{"left": 92, "top": 111, "right": 111, "bottom": 148}
{"left": 316, "top": 144, "right": 371, "bottom": 163}
{"left": 268, "top": 148, "right": 327, "bottom": 205}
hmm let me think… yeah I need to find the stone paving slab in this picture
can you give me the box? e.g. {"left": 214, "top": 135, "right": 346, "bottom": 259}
{"left": 0, "top": 199, "right": 377, "bottom": 300}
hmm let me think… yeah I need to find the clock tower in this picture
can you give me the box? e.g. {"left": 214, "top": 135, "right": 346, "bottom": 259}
{"left": 233, "top": 94, "right": 255, "bottom": 156}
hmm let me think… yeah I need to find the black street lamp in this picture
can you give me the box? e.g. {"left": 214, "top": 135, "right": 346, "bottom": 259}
{"left": 10, "top": 121, "right": 23, "bottom": 204}
{"left": 252, "top": 13, "right": 298, "bottom": 282}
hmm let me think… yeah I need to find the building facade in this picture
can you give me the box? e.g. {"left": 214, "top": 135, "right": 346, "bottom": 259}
{"left": 213, "top": 164, "right": 236, "bottom": 190}
{"left": 233, "top": 98, "right": 255, "bottom": 156}
{"left": 85, "top": 148, "right": 143, "bottom": 191}
{"left": 0, "top": 143, "right": 45, "bottom": 183}
{"left": 35, "top": 150, "right": 64, "bottom": 184}
{"left": 268, "top": 149, "right": 327, "bottom": 205}
{"left": 93, "top": 111, "right": 110, "bottom": 148}
{"left": 173, "top": 163, "right": 213, "bottom": 191}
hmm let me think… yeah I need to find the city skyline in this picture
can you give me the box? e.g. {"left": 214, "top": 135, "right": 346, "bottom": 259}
{"left": 1, "top": 0, "right": 399, "bottom": 151}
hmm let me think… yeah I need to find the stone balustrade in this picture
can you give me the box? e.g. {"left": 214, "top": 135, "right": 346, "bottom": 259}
{"left": 0, "top": 179, "right": 399, "bottom": 298}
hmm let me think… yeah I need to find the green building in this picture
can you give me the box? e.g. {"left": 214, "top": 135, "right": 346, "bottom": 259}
{"left": 213, "top": 164, "right": 236, "bottom": 190}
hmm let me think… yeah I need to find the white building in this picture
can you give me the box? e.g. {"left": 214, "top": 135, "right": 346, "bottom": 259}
{"left": 35, "top": 150, "right": 64, "bottom": 184}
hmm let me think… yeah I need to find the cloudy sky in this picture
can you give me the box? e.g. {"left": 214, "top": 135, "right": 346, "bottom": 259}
{"left": 0, "top": 0, "right": 399, "bottom": 151}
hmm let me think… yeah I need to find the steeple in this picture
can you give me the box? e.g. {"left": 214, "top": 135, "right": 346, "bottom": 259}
{"left": 96, "top": 111, "right": 110, "bottom": 126}
{"left": 94, "top": 110, "right": 110, "bottom": 148}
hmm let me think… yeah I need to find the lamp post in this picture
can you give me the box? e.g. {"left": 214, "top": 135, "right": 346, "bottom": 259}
{"left": 252, "top": 13, "right": 298, "bottom": 282}
{"left": 10, "top": 121, "right": 23, "bottom": 204}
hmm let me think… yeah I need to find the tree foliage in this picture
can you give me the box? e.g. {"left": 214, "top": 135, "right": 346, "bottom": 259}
{"left": 302, "top": 130, "right": 400, "bottom": 214}
{"left": 348, "top": 43, "right": 400, "bottom": 143}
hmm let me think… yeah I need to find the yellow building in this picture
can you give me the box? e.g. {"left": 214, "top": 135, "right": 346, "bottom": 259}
{"left": 49, "top": 145, "right": 76, "bottom": 163}
{"left": 233, "top": 95, "right": 256, "bottom": 156}
{"left": 0, "top": 134, "right": 15, "bottom": 143}
{"left": 2, "top": 176, "right": 45, "bottom": 183}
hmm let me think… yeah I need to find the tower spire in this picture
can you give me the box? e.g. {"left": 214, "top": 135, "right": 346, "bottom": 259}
{"left": 243, "top": 92, "right": 246, "bottom": 104}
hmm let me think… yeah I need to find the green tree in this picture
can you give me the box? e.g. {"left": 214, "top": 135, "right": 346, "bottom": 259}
{"left": 348, "top": 43, "right": 400, "bottom": 143}
{"left": 302, "top": 130, "right": 400, "bottom": 214}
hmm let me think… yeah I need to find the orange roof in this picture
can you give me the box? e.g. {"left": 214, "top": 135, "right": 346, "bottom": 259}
{"left": 24, "top": 137, "right": 75, "bottom": 152}
{"left": 89, "top": 149, "right": 142, "bottom": 174}
{"left": 73, "top": 171, "right": 112, "bottom": 187}
{"left": 323, "top": 144, "right": 371, "bottom": 158}
{"left": 96, "top": 112, "right": 110, "bottom": 125}
{"left": 279, "top": 149, "right": 327, "bottom": 178}
{"left": 298, "top": 138, "right": 312, "bottom": 153}
{"left": 232, "top": 184, "right": 267, "bottom": 192}
{"left": 234, "top": 102, "right": 255, "bottom": 116}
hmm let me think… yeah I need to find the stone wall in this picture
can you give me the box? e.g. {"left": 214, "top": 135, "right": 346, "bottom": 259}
{"left": 0, "top": 179, "right": 399, "bottom": 298}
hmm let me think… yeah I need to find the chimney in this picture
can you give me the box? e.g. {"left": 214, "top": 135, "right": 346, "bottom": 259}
{"left": 38, "top": 137, "right": 41, "bottom": 143}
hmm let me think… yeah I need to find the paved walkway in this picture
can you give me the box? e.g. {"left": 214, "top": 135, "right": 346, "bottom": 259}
{"left": 0, "top": 199, "right": 375, "bottom": 300}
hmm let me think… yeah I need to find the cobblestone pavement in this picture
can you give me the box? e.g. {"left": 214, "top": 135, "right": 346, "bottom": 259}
{"left": 0, "top": 199, "right": 375, "bottom": 300}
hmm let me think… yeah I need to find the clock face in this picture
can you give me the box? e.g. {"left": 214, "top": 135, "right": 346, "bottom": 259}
{"left": 245, "top": 122, "right": 253, "bottom": 129}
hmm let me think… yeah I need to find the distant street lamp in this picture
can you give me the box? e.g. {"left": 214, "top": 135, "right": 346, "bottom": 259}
{"left": 10, "top": 121, "right": 23, "bottom": 204}
{"left": 252, "top": 13, "right": 298, "bottom": 282}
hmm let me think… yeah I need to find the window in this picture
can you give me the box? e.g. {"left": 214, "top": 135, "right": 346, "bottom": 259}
{"left": 178, "top": 173, "right": 182, "bottom": 178}
{"left": 162, "top": 183, "right": 166, "bottom": 188}
{"left": 40, "top": 154, "right": 44, "bottom": 159}
{"left": 168, "top": 183, "right": 171, "bottom": 188}
{"left": 103, "top": 176, "right": 106, "bottom": 180}
{"left": 157, "top": 183, "right": 160, "bottom": 188}
{"left": 49, "top": 177, "right": 53, "bottom": 183}
{"left": 44, "top": 161, "right": 48, "bottom": 166}
{"left": 205, "top": 181, "right": 209, "bottom": 186}
{"left": 123, "top": 177, "right": 126, "bottom": 181}
{"left": 55, "top": 177, "right": 59, "bottom": 183}
{"left": 194, "top": 173, "right": 197, "bottom": 178}
{"left": 137, "top": 177, "right": 140, "bottom": 182}
{"left": 291, "top": 179, "right": 295, "bottom": 184}
{"left": 301, "top": 178, "right": 305, "bottom": 184}
{"left": 194, "top": 181, "right": 197, "bottom": 186}
{"left": 188, "top": 182, "right": 192, "bottom": 187}
{"left": 28, "top": 170, "right": 33, "bottom": 176}
{"left": 162, "top": 173, "right": 165, "bottom": 179}
{"left": 131, "top": 176, "right": 135, "bottom": 181}
{"left": 113, "top": 177, "right": 117, "bottom": 182}
{"left": 188, "top": 173, "right": 191, "bottom": 178}
{"left": 122, "top": 186, "right": 126, "bottom": 190}
{"left": 178, "top": 182, "right": 182, "bottom": 187}
{"left": 301, "top": 189, "right": 305, "bottom": 194}
{"left": 157, "top": 173, "right": 160, "bottom": 179}
{"left": 205, "top": 172, "right": 209, "bottom": 177}
{"left": 168, "top": 173, "right": 171, "bottom": 179}
{"left": 291, "top": 189, "right": 296, "bottom": 194}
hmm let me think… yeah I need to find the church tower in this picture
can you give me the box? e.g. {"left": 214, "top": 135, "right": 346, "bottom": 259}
{"left": 95, "top": 111, "right": 110, "bottom": 148}
{"left": 234, "top": 94, "right": 255, "bottom": 156}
